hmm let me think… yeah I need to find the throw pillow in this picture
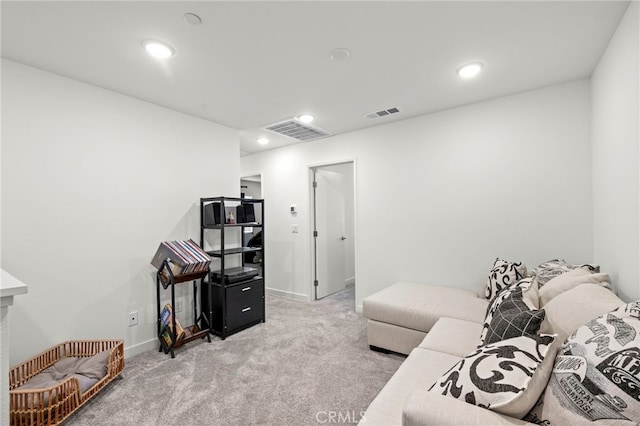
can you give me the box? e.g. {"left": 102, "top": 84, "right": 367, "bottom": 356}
{"left": 538, "top": 267, "right": 611, "bottom": 306}
{"left": 525, "top": 301, "right": 640, "bottom": 425}
{"left": 480, "top": 278, "right": 537, "bottom": 344}
{"left": 483, "top": 287, "right": 546, "bottom": 346}
{"left": 483, "top": 258, "right": 528, "bottom": 300}
{"left": 532, "top": 259, "right": 600, "bottom": 287}
{"left": 519, "top": 276, "right": 539, "bottom": 310}
{"left": 538, "top": 283, "right": 624, "bottom": 341}
{"left": 429, "top": 334, "right": 556, "bottom": 418}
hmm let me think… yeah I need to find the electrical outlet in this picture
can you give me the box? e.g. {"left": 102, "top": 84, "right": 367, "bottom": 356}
{"left": 128, "top": 311, "right": 138, "bottom": 327}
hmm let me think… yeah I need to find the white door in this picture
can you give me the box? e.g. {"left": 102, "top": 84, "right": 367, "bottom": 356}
{"left": 313, "top": 164, "right": 351, "bottom": 299}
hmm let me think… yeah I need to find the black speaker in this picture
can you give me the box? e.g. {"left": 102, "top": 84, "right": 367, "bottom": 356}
{"left": 243, "top": 203, "right": 256, "bottom": 223}
{"left": 236, "top": 205, "right": 246, "bottom": 223}
{"left": 203, "top": 202, "right": 223, "bottom": 225}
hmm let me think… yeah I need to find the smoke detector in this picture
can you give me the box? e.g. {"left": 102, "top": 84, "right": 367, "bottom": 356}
{"left": 265, "top": 119, "right": 330, "bottom": 142}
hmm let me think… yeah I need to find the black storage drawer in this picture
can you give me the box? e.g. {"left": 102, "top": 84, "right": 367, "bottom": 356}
{"left": 201, "top": 277, "right": 264, "bottom": 337}
{"left": 226, "top": 279, "right": 264, "bottom": 331}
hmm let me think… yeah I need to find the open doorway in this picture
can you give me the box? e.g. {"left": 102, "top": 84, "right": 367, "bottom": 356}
{"left": 241, "top": 174, "right": 262, "bottom": 199}
{"left": 240, "top": 174, "right": 263, "bottom": 267}
{"left": 311, "top": 161, "right": 356, "bottom": 301}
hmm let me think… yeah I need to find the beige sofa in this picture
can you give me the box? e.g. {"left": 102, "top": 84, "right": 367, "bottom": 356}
{"left": 361, "top": 279, "right": 625, "bottom": 425}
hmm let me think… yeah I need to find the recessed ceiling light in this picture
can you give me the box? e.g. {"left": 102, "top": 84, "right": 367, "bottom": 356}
{"left": 257, "top": 137, "right": 269, "bottom": 145}
{"left": 457, "top": 62, "right": 483, "bottom": 79}
{"left": 297, "top": 114, "right": 315, "bottom": 123}
{"left": 142, "top": 40, "right": 174, "bottom": 59}
{"left": 329, "top": 48, "right": 351, "bottom": 61}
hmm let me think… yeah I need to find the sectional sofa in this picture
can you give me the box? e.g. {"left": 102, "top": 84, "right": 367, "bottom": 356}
{"left": 361, "top": 259, "right": 636, "bottom": 425}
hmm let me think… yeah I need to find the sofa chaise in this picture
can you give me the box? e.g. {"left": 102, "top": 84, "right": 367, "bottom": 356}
{"left": 361, "top": 259, "right": 636, "bottom": 425}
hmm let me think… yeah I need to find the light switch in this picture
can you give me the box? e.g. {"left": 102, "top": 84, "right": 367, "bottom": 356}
{"left": 292, "top": 224, "right": 299, "bottom": 233}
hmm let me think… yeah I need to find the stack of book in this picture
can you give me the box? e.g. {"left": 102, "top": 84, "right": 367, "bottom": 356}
{"left": 151, "top": 239, "right": 211, "bottom": 281}
{"left": 159, "top": 303, "right": 185, "bottom": 347}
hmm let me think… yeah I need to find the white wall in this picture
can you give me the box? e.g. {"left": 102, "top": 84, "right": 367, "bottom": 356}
{"left": 592, "top": 2, "right": 640, "bottom": 302}
{"left": 241, "top": 80, "right": 594, "bottom": 309}
{"left": 1, "top": 60, "right": 240, "bottom": 364}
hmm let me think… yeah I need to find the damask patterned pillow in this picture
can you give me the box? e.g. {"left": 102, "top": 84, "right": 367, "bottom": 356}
{"left": 525, "top": 301, "right": 640, "bottom": 425}
{"left": 483, "top": 258, "right": 528, "bottom": 300}
{"left": 515, "top": 276, "right": 539, "bottom": 310}
{"left": 429, "top": 334, "right": 556, "bottom": 418}
{"left": 482, "top": 287, "right": 546, "bottom": 346}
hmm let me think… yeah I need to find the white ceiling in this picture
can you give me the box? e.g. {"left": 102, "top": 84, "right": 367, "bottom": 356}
{"left": 1, "top": 1, "right": 629, "bottom": 156}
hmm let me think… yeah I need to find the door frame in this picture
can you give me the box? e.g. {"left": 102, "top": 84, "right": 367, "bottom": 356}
{"left": 308, "top": 158, "right": 357, "bottom": 304}
{"left": 240, "top": 172, "right": 264, "bottom": 198}
{"left": 240, "top": 171, "right": 264, "bottom": 273}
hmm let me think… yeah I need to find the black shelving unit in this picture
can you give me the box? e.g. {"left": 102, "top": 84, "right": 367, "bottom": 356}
{"left": 200, "top": 196, "right": 265, "bottom": 339}
{"left": 156, "top": 260, "right": 210, "bottom": 358}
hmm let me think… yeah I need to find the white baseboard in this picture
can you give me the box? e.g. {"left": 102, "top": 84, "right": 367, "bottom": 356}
{"left": 266, "top": 287, "right": 309, "bottom": 302}
{"left": 345, "top": 276, "right": 355, "bottom": 286}
{"left": 124, "top": 338, "right": 157, "bottom": 359}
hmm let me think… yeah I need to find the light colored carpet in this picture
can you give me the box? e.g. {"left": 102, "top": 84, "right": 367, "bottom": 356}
{"left": 66, "top": 285, "right": 404, "bottom": 425}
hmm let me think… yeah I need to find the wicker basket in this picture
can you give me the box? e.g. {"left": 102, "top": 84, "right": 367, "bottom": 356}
{"left": 9, "top": 339, "right": 125, "bottom": 426}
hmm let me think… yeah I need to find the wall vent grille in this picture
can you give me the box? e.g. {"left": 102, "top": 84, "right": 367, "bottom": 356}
{"left": 265, "top": 120, "right": 330, "bottom": 141}
{"left": 365, "top": 107, "right": 400, "bottom": 120}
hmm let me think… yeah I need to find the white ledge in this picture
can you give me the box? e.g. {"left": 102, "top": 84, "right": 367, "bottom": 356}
{"left": 1, "top": 269, "right": 28, "bottom": 307}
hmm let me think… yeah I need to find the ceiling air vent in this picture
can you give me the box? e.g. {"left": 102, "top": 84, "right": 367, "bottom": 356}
{"left": 365, "top": 107, "right": 400, "bottom": 120}
{"left": 265, "top": 120, "right": 330, "bottom": 141}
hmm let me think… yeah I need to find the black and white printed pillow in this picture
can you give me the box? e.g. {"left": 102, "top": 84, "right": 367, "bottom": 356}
{"left": 429, "top": 334, "right": 556, "bottom": 418}
{"left": 483, "top": 258, "right": 528, "bottom": 300}
{"left": 479, "top": 277, "right": 545, "bottom": 346}
{"left": 482, "top": 287, "right": 546, "bottom": 346}
{"left": 525, "top": 301, "right": 640, "bottom": 425}
{"left": 480, "top": 283, "right": 520, "bottom": 344}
